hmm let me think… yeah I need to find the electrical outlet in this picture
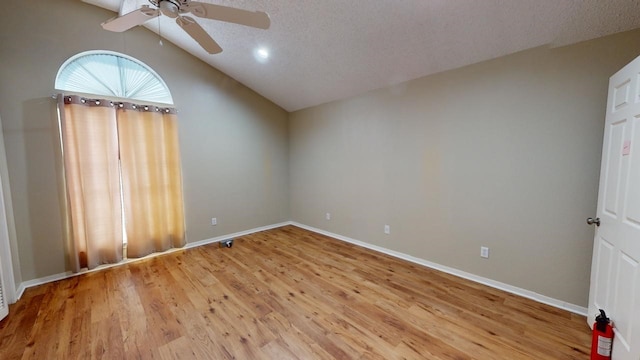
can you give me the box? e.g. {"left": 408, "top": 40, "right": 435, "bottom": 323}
{"left": 326, "top": 212, "right": 331, "bottom": 220}
{"left": 211, "top": 217, "right": 217, "bottom": 226}
{"left": 384, "top": 225, "right": 390, "bottom": 234}
{"left": 480, "top": 246, "right": 489, "bottom": 259}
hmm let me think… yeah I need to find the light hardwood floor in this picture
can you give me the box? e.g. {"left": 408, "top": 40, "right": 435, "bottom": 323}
{"left": 0, "top": 225, "right": 591, "bottom": 359}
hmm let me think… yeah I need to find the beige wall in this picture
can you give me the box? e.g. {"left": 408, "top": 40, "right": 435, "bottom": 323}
{"left": 0, "top": 0, "right": 289, "bottom": 283}
{"left": 290, "top": 30, "right": 640, "bottom": 307}
{"left": 1, "top": 0, "right": 639, "bottom": 309}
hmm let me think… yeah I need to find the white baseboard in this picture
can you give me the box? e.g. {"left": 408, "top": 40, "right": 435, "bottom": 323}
{"left": 15, "top": 221, "right": 292, "bottom": 301}
{"left": 290, "top": 221, "right": 588, "bottom": 316}
{"left": 15, "top": 220, "right": 587, "bottom": 316}
{"left": 184, "top": 221, "right": 291, "bottom": 249}
{"left": 16, "top": 271, "right": 73, "bottom": 299}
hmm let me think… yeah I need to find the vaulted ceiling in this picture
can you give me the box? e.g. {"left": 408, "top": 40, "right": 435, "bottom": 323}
{"left": 83, "top": 0, "right": 640, "bottom": 112}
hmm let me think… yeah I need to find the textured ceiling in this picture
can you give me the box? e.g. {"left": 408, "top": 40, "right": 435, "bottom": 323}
{"left": 83, "top": 0, "right": 640, "bottom": 112}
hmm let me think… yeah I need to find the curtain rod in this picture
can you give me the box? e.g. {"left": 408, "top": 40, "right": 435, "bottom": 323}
{"left": 51, "top": 93, "right": 178, "bottom": 113}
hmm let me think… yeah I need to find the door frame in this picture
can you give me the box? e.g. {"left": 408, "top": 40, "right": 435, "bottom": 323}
{"left": 0, "top": 115, "right": 16, "bottom": 305}
{"left": 0, "top": 178, "right": 16, "bottom": 304}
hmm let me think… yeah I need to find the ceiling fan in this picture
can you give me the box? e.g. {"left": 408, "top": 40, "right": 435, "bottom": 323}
{"left": 101, "top": 0, "right": 270, "bottom": 54}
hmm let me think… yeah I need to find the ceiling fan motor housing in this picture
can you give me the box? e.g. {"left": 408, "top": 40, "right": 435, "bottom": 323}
{"left": 149, "top": 0, "right": 189, "bottom": 18}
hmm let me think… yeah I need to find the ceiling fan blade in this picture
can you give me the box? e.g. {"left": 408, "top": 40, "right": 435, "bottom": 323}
{"left": 102, "top": 5, "right": 159, "bottom": 32}
{"left": 187, "top": 2, "right": 270, "bottom": 29}
{"left": 176, "top": 16, "right": 223, "bottom": 54}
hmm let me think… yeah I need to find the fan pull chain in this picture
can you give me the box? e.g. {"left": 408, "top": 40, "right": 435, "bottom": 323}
{"left": 158, "top": 14, "right": 164, "bottom": 47}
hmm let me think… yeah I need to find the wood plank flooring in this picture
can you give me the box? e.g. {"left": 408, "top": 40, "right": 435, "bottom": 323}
{"left": 0, "top": 225, "right": 591, "bottom": 359}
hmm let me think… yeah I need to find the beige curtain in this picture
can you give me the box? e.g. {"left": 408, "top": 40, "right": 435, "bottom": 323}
{"left": 117, "top": 104, "right": 186, "bottom": 258}
{"left": 59, "top": 95, "right": 186, "bottom": 270}
{"left": 59, "top": 95, "right": 123, "bottom": 271}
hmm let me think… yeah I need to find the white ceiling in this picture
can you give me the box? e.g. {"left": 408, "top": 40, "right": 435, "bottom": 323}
{"left": 83, "top": 0, "right": 640, "bottom": 112}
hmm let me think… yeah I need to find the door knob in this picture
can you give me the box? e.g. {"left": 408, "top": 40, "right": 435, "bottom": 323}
{"left": 587, "top": 217, "right": 601, "bottom": 227}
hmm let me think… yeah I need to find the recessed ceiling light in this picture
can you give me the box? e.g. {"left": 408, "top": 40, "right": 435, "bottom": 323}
{"left": 254, "top": 47, "right": 270, "bottom": 63}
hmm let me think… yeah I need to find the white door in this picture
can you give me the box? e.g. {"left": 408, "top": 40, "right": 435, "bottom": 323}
{"left": 588, "top": 55, "right": 640, "bottom": 359}
{"left": 0, "top": 174, "right": 8, "bottom": 321}
{"left": 0, "top": 169, "right": 9, "bottom": 321}
{"left": 0, "top": 245, "right": 6, "bottom": 321}
{"left": 0, "top": 133, "right": 9, "bottom": 320}
{"left": 0, "top": 116, "right": 11, "bottom": 320}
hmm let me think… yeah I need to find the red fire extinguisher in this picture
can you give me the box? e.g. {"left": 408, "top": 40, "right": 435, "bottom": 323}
{"left": 591, "top": 309, "right": 614, "bottom": 360}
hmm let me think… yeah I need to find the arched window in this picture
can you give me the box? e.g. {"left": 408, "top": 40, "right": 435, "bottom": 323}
{"left": 55, "top": 50, "right": 174, "bottom": 104}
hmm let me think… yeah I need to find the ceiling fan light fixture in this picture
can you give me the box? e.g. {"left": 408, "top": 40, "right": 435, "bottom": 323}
{"left": 159, "top": 0, "right": 180, "bottom": 18}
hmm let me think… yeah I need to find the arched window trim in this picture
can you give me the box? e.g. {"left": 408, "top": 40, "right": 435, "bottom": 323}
{"left": 55, "top": 50, "right": 174, "bottom": 105}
